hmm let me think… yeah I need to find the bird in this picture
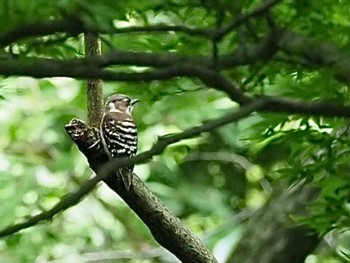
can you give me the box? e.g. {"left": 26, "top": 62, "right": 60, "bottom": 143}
{"left": 99, "top": 94, "right": 139, "bottom": 190}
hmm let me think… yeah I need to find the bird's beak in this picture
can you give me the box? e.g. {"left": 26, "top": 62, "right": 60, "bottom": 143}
{"left": 131, "top": 99, "right": 139, "bottom": 106}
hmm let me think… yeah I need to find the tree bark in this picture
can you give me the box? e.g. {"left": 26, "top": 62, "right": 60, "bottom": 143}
{"left": 84, "top": 32, "right": 104, "bottom": 127}
{"left": 65, "top": 119, "right": 219, "bottom": 263}
{"left": 227, "top": 183, "right": 320, "bottom": 263}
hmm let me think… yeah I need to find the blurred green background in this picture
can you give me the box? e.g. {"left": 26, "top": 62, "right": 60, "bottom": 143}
{"left": 0, "top": 0, "right": 350, "bottom": 262}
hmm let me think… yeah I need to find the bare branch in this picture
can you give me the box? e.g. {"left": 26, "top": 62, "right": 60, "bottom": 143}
{"left": 115, "top": 24, "right": 213, "bottom": 38}
{"left": 0, "top": 174, "right": 101, "bottom": 238}
{"left": 81, "top": 248, "right": 166, "bottom": 261}
{"left": 185, "top": 152, "right": 253, "bottom": 170}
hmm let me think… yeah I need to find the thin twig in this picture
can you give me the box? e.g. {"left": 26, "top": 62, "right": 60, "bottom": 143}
{"left": 0, "top": 0, "right": 279, "bottom": 47}
{"left": 0, "top": 175, "right": 101, "bottom": 238}
{"left": 115, "top": 24, "right": 213, "bottom": 38}
{"left": 213, "top": 0, "right": 283, "bottom": 41}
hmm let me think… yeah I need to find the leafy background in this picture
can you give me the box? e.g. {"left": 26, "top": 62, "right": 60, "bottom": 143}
{"left": 0, "top": 0, "right": 350, "bottom": 262}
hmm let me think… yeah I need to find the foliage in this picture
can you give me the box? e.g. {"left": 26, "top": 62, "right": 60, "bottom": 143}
{"left": 0, "top": 0, "right": 349, "bottom": 262}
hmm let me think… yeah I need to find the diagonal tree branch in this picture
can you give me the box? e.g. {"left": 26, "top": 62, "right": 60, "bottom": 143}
{"left": 0, "top": 172, "right": 101, "bottom": 238}
{"left": 1, "top": 93, "right": 350, "bottom": 240}
{"left": 0, "top": 102, "right": 263, "bottom": 262}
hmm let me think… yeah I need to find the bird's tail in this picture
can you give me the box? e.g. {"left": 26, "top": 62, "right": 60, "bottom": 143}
{"left": 118, "top": 168, "right": 133, "bottom": 190}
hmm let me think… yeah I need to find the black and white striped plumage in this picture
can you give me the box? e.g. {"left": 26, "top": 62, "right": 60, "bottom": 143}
{"left": 100, "top": 94, "right": 139, "bottom": 190}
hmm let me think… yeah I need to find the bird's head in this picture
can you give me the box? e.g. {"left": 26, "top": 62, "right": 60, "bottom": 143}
{"left": 105, "top": 94, "right": 139, "bottom": 114}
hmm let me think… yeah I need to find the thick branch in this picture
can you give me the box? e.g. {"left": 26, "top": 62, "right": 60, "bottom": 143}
{"left": 3, "top": 24, "right": 350, "bottom": 84}
{"left": 0, "top": 16, "right": 85, "bottom": 47}
{"left": 1, "top": 94, "right": 348, "bottom": 238}
{"left": 75, "top": 102, "right": 264, "bottom": 262}
{"left": 0, "top": 23, "right": 280, "bottom": 74}
{"left": 0, "top": 18, "right": 210, "bottom": 47}
{"left": 229, "top": 183, "right": 320, "bottom": 263}
{"left": 0, "top": 43, "right": 274, "bottom": 74}
{"left": 1, "top": 8, "right": 349, "bottom": 87}
{"left": 0, "top": 53, "right": 350, "bottom": 117}
{"left": 0, "top": 103, "right": 263, "bottom": 262}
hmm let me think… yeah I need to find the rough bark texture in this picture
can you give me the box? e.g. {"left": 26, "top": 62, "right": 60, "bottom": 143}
{"left": 84, "top": 33, "right": 104, "bottom": 127}
{"left": 65, "top": 119, "right": 218, "bottom": 263}
{"left": 228, "top": 183, "right": 320, "bottom": 263}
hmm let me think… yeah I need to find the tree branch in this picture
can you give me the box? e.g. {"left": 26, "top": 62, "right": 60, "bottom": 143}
{"left": 261, "top": 96, "right": 350, "bottom": 117}
{"left": 0, "top": 58, "right": 251, "bottom": 103}
{"left": 213, "top": 0, "right": 283, "bottom": 41}
{"left": 115, "top": 24, "right": 213, "bottom": 38}
{"left": 0, "top": 102, "right": 263, "bottom": 262}
{"left": 228, "top": 182, "right": 320, "bottom": 263}
{"left": 114, "top": 0, "right": 282, "bottom": 41}
{"left": 277, "top": 29, "right": 350, "bottom": 83}
{"left": 1, "top": 4, "right": 349, "bottom": 88}
{"left": 0, "top": 16, "right": 85, "bottom": 47}
{"left": 0, "top": 35, "right": 278, "bottom": 74}
{"left": 0, "top": 52, "right": 350, "bottom": 117}
{"left": 0, "top": 0, "right": 281, "bottom": 47}
{"left": 1, "top": 94, "right": 349, "bottom": 240}
{"left": 84, "top": 33, "right": 104, "bottom": 127}
{"left": 2, "top": 27, "right": 349, "bottom": 85}
{"left": 0, "top": 173, "right": 101, "bottom": 238}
